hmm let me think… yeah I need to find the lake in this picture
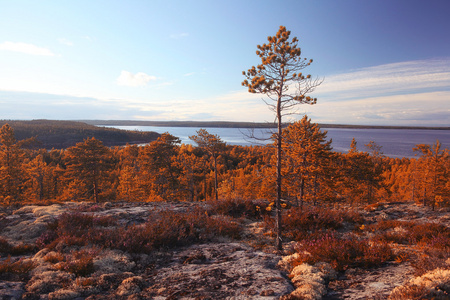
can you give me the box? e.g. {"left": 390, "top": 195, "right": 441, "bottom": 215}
{"left": 106, "top": 125, "right": 450, "bottom": 159}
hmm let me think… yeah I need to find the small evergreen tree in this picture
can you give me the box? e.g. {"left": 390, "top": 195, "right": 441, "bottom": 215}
{"left": 0, "top": 124, "right": 26, "bottom": 204}
{"left": 189, "top": 129, "right": 226, "bottom": 201}
{"left": 64, "top": 137, "right": 114, "bottom": 202}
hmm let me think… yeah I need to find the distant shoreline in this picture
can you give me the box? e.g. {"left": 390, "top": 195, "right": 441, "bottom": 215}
{"left": 81, "top": 120, "right": 450, "bottom": 130}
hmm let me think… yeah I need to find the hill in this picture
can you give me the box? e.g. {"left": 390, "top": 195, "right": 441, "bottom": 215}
{"left": 82, "top": 120, "right": 450, "bottom": 130}
{"left": 0, "top": 120, "right": 160, "bottom": 149}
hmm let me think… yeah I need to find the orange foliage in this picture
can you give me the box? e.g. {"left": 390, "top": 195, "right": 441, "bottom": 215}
{"left": 0, "top": 122, "right": 448, "bottom": 207}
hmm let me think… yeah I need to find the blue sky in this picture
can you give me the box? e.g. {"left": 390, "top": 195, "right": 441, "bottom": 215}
{"left": 0, "top": 0, "right": 449, "bottom": 126}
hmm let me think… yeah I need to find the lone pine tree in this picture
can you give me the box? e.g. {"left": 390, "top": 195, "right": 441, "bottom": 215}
{"left": 242, "top": 26, "right": 321, "bottom": 251}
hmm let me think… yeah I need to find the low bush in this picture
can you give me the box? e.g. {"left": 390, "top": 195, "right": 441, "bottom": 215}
{"left": 57, "top": 212, "right": 116, "bottom": 237}
{"left": 412, "top": 223, "right": 450, "bottom": 247}
{"left": 38, "top": 208, "right": 242, "bottom": 254}
{"left": 271, "top": 207, "right": 363, "bottom": 241}
{"left": 293, "top": 233, "right": 394, "bottom": 271}
{"left": 57, "top": 255, "right": 95, "bottom": 277}
{"left": 208, "top": 198, "right": 270, "bottom": 219}
{"left": 109, "top": 209, "right": 242, "bottom": 252}
{"left": 0, "top": 237, "right": 36, "bottom": 255}
{"left": 366, "top": 220, "right": 414, "bottom": 232}
{"left": 36, "top": 212, "right": 117, "bottom": 249}
{"left": 368, "top": 220, "right": 450, "bottom": 250}
{"left": 0, "top": 237, "right": 10, "bottom": 253}
{"left": 0, "top": 256, "right": 35, "bottom": 276}
{"left": 44, "top": 249, "right": 96, "bottom": 277}
{"left": 43, "top": 252, "right": 65, "bottom": 264}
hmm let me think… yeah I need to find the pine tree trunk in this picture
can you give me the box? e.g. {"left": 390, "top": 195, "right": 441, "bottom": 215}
{"left": 214, "top": 156, "right": 218, "bottom": 201}
{"left": 276, "top": 98, "right": 283, "bottom": 252}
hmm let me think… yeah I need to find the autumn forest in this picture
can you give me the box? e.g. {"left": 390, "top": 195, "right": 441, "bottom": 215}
{"left": 1, "top": 116, "right": 448, "bottom": 209}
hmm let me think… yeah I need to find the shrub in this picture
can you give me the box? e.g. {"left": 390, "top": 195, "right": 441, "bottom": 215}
{"left": 36, "top": 209, "right": 242, "bottom": 254}
{"left": 366, "top": 219, "right": 409, "bottom": 231}
{"left": 0, "top": 256, "right": 35, "bottom": 276}
{"left": 80, "top": 209, "right": 242, "bottom": 254}
{"left": 76, "top": 203, "right": 104, "bottom": 212}
{"left": 277, "top": 207, "right": 363, "bottom": 241}
{"left": 57, "top": 256, "right": 95, "bottom": 277}
{"left": 368, "top": 220, "right": 450, "bottom": 249}
{"left": 0, "top": 237, "right": 10, "bottom": 253}
{"left": 208, "top": 198, "right": 269, "bottom": 219}
{"left": 293, "top": 233, "right": 394, "bottom": 271}
{"left": 412, "top": 223, "right": 450, "bottom": 246}
{"left": 206, "top": 215, "right": 241, "bottom": 239}
{"left": 388, "top": 284, "right": 431, "bottom": 300}
{"left": 57, "top": 212, "right": 116, "bottom": 237}
{"left": 0, "top": 237, "right": 36, "bottom": 255}
{"left": 43, "top": 252, "right": 65, "bottom": 264}
{"left": 36, "top": 212, "right": 117, "bottom": 249}
{"left": 53, "top": 250, "right": 96, "bottom": 277}
{"left": 36, "top": 229, "right": 59, "bottom": 249}
{"left": 9, "top": 244, "right": 37, "bottom": 255}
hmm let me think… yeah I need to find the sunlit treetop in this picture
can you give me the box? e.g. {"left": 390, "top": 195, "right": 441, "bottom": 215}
{"left": 242, "top": 26, "right": 321, "bottom": 109}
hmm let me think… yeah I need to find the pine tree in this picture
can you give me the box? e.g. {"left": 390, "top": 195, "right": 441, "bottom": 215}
{"left": 242, "top": 26, "right": 321, "bottom": 250}
{"left": 64, "top": 137, "right": 114, "bottom": 203}
{"left": 282, "top": 116, "right": 333, "bottom": 207}
{"left": 189, "top": 129, "right": 226, "bottom": 201}
{"left": 414, "top": 140, "right": 449, "bottom": 209}
{"left": 0, "top": 124, "right": 26, "bottom": 204}
{"left": 140, "top": 133, "right": 181, "bottom": 201}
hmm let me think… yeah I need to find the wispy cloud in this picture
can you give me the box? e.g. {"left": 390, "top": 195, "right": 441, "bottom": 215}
{"left": 116, "top": 70, "right": 157, "bottom": 87}
{"left": 169, "top": 32, "right": 189, "bottom": 39}
{"left": 317, "top": 59, "right": 450, "bottom": 100}
{"left": 304, "top": 91, "right": 450, "bottom": 126}
{"left": 58, "top": 38, "right": 73, "bottom": 46}
{"left": 0, "top": 41, "right": 55, "bottom": 56}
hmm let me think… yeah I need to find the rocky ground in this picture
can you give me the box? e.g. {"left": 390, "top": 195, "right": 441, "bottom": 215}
{"left": 0, "top": 201, "right": 449, "bottom": 299}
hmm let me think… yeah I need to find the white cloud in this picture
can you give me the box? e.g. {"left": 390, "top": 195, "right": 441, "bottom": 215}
{"left": 0, "top": 41, "right": 55, "bottom": 56}
{"left": 58, "top": 38, "right": 73, "bottom": 46}
{"left": 116, "top": 70, "right": 157, "bottom": 87}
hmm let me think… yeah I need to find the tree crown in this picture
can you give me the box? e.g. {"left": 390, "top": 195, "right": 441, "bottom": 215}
{"left": 242, "top": 25, "right": 320, "bottom": 109}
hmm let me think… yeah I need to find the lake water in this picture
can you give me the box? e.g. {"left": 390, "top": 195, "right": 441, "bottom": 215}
{"left": 107, "top": 125, "right": 450, "bottom": 159}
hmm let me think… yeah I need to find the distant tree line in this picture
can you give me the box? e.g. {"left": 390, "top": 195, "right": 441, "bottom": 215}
{"left": 0, "top": 120, "right": 160, "bottom": 149}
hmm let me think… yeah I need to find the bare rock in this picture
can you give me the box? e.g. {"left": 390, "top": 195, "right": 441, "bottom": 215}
{"left": 0, "top": 281, "right": 25, "bottom": 300}
{"left": 144, "top": 242, "right": 293, "bottom": 299}
{"left": 3, "top": 205, "right": 64, "bottom": 244}
{"left": 328, "top": 263, "right": 415, "bottom": 299}
{"left": 93, "top": 249, "right": 136, "bottom": 274}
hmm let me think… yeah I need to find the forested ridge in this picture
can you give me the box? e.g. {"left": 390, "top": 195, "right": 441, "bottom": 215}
{"left": 83, "top": 119, "right": 450, "bottom": 130}
{"left": 0, "top": 116, "right": 448, "bottom": 208}
{"left": 0, "top": 120, "right": 160, "bottom": 149}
